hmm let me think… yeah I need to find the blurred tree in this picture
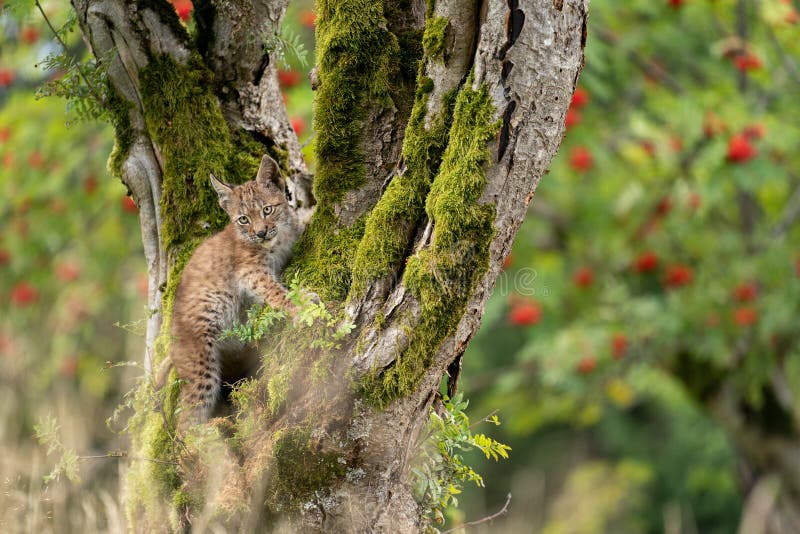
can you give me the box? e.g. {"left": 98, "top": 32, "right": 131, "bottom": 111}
{"left": 48, "top": 0, "right": 587, "bottom": 530}
{"left": 465, "top": 1, "right": 800, "bottom": 532}
{"left": 0, "top": 3, "right": 147, "bottom": 529}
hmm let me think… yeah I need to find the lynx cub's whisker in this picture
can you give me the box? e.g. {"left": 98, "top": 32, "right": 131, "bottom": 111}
{"left": 165, "top": 155, "right": 306, "bottom": 427}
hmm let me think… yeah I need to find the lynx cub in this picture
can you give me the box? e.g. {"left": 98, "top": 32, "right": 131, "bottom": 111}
{"left": 167, "top": 155, "right": 303, "bottom": 425}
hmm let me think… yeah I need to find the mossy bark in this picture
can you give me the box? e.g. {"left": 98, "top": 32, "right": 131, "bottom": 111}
{"left": 73, "top": 0, "right": 589, "bottom": 530}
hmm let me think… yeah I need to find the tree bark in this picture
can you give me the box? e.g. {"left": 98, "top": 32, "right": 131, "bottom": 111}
{"left": 73, "top": 0, "right": 587, "bottom": 530}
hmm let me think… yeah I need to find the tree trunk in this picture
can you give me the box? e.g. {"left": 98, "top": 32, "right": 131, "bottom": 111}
{"left": 711, "top": 382, "right": 800, "bottom": 534}
{"left": 72, "top": 0, "right": 587, "bottom": 530}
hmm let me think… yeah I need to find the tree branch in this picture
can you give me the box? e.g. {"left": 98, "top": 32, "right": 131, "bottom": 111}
{"left": 441, "top": 493, "right": 512, "bottom": 534}
{"left": 194, "top": 0, "right": 309, "bottom": 181}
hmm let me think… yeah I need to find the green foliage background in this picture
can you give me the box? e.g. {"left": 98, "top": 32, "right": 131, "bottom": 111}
{"left": 0, "top": 0, "right": 798, "bottom": 532}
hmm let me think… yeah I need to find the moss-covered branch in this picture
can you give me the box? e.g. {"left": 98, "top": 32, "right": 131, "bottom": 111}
{"left": 349, "top": 6, "right": 460, "bottom": 297}
{"left": 362, "top": 80, "right": 500, "bottom": 407}
{"left": 285, "top": 0, "right": 405, "bottom": 300}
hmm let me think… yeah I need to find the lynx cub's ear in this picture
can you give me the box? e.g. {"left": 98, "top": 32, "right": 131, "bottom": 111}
{"left": 255, "top": 155, "right": 287, "bottom": 197}
{"left": 209, "top": 173, "right": 234, "bottom": 209}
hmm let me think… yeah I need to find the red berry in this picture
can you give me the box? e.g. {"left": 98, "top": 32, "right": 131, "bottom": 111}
{"left": 703, "top": 112, "right": 726, "bottom": 138}
{"left": 668, "top": 0, "right": 685, "bottom": 8}
{"left": 290, "top": 116, "right": 306, "bottom": 136}
{"left": 59, "top": 355, "right": 79, "bottom": 378}
{"left": 137, "top": 273, "right": 150, "bottom": 299}
{"left": 0, "top": 249, "right": 10, "bottom": 266}
{"left": 28, "top": 151, "right": 44, "bottom": 169}
{"left": 55, "top": 261, "right": 81, "bottom": 282}
{"left": 611, "top": 333, "right": 628, "bottom": 360}
{"left": 733, "top": 53, "right": 762, "bottom": 72}
{"left": 0, "top": 127, "right": 10, "bottom": 143}
{"left": 0, "top": 334, "right": 14, "bottom": 355}
{"left": 640, "top": 140, "right": 656, "bottom": 157}
{"left": 84, "top": 175, "right": 98, "bottom": 195}
{"left": 20, "top": 26, "right": 40, "bottom": 44}
{"left": 573, "top": 266, "right": 594, "bottom": 288}
{"left": 508, "top": 301, "right": 542, "bottom": 326}
{"left": 733, "top": 281, "right": 758, "bottom": 302}
{"left": 655, "top": 196, "right": 672, "bottom": 216}
{"left": 122, "top": 196, "right": 138, "bottom": 213}
{"left": 742, "top": 123, "right": 766, "bottom": 141}
{"left": 726, "top": 134, "right": 757, "bottom": 163}
{"left": 577, "top": 356, "right": 597, "bottom": 374}
{"left": 571, "top": 87, "right": 589, "bottom": 108}
{"left": 633, "top": 251, "right": 659, "bottom": 273}
{"left": 172, "top": 0, "right": 193, "bottom": 21}
{"left": 663, "top": 264, "right": 693, "bottom": 288}
{"left": 278, "top": 69, "right": 302, "bottom": 88}
{"left": 569, "top": 146, "right": 594, "bottom": 172}
{"left": 10, "top": 282, "right": 38, "bottom": 306}
{"left": 502, "top": 254, "right": 513, "bottom": 270}
{"left": 733, "top": 306, "right": 758, "bottom": 326}
{"left": 0, "top": 69, "right": 16, "bottom": 88}
{"left": 299, "top": 9, "right": 317, "bottom": 28}
{"left": 565, "top": 108, "right": 581, "bottom": 129}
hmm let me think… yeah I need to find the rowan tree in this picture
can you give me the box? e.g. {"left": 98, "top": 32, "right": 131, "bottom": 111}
{"left": 57, "top": 0, "right": 589, "bottom": 530}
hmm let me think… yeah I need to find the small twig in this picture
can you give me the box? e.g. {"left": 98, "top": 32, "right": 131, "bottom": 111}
{"left": 300, "top": 131, "right": 316, "bottom": 149}
{"left": 765, "top": 25, "right": 800, "bottom": 86}
{"left": 441, "top": 493, "right": 512, "bottom": 534}
{"left": 468, "top": 409, "right": 499, "bottom": 431}
{"left": 735, "top": 0, "right": 749, "bottom": 93}
{"left": 771, "top": 179, "right": 800, "bottom": 237}
{"left": 594, "top": 28, "right": 684, "bottom": 94}
{"left": 78, "top": 451, "right": 179, "bottom": 465}
{"left": 34, "top": 0, "right": 108, "bottom": 110}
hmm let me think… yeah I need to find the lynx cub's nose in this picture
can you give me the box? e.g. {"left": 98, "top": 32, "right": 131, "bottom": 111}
{"left": 257, "top": 229, "right": 267, "bottom": 239}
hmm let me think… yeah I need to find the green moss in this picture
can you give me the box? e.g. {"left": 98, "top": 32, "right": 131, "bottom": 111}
{"left": 418, "top": 76, "right": 434, "bottom": 94}
{"left": 287, "top": 0, "right": 402, "bottom": 298}
{"left": 125, "top": 371, "right": 182, "bottom": 525}
{"left": 422, "top": 17, "right": 449, "bottom": 59}
{"left": 425, "top": 0, "right": 436, "bottom": 18}
{"left": 396, "top": 29, "right": 425, "bottom": 83}
{"left": 285, "top": 207, "right": 367, "bottom": 301}
{"left": 268, "top": 427, "right": 347, "bottom": 510}
{"left": 139, "top": 54, "right": 259, "bottom": 253}
{"left": 312, "top": 0, "right": 398, "bottom": 205}
{"left": 361, "top": 80, "right": 500, "bottom": 408}
{"left": 350, "top": 77, "right": 457, "bottom": 295}
{"left": 105, "top": 85, "right": 134, "bottom": 180}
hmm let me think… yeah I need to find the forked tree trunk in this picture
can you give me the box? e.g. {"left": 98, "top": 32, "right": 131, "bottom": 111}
{"left": 72, "top": 0, "right": 587, "bottom": 530}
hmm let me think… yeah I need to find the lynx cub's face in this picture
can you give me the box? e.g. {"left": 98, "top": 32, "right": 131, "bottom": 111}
{"left": 210, "top": 156, "right": 299, "bottom": 254}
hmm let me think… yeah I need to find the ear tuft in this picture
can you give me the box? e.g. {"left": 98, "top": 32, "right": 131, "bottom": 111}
{"left": 256, "top": 155, "right": 286, "bottom": 193}
{"left": 209, "top": 173, "right": 233, "bottom": 207}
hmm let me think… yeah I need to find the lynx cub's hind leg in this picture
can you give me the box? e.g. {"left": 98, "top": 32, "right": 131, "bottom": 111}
{"left": 173, "top": 332, "right": 222, "bottom": 428}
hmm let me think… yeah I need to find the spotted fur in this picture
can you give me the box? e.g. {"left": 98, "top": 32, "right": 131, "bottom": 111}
{"left": 168, "top": 155, "right": 302, "bottom": 426}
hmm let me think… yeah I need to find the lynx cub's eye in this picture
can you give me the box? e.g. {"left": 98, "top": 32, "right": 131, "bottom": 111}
{"left": 237, "top": 215, "right": 250, "bottom": 225}
{"left": 262, "top": 205, "right": 274, "bottom": 216}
